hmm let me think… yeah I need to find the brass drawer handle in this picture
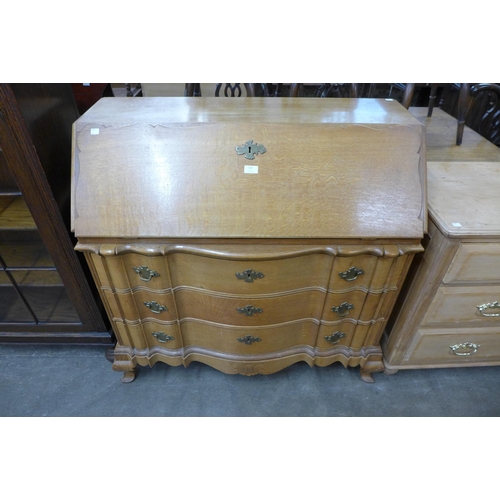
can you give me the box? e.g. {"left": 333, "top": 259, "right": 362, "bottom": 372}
{"left": 450, "top": 342, "right": 481, "bottom": 356}
{"left": 237, "top": 305, "right": 263, "bottom": 317}
{"left": 339, "top": 266, "right": 364, "bottom": 282}
{"left": 152, "top": 331, "right": 175, "bottom": 343}
{"left": 144, "top": 301, "right": 168, "bottom": 314}
{"left": 477, "top": 301, "right": 500, "bottom": 317}
{"left": 134, "top": 266, "right": 160, "bottom": 282}
{"left": 332, "top": 302, "right": 354, "bottom": 317}
{"left": 235, "top": 269, "right": 265, "bottom": 283}
{"left": 325, "top": 331, "right": 346, "bottom": 344}
{"left": 237, "top": 335, "right": 261, "bottom": 345}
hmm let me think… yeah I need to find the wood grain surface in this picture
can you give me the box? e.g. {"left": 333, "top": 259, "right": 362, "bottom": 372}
{"left": 428, "top": 162, "right": 500, "bottom": 237}
{"left": 72, "top": 98, "right": 426, "bottom": 239}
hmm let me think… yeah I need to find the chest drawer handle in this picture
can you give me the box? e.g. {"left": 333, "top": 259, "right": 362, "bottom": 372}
{"left": 450, "top": 342, "right": 481, "bottom": 356}
{"left": 144, "top": 301, "right": 168, "bottom": 314}
{"left": 477, "top": 301, "right": 500, "bottom": 317}
{"left": 339, "top": 266, "right": 364, "bottom": 281}
{"left": 237, "top": 305, "right": 263, "bottom": 317}
{"left": 152, "top": 332, "right": 175, "bottom": 343}
{"left": 325, "top": 331, "right": 346, "bottom": 344}
{"left": 133, "top": 266, "right": 160, "bottom": 282}
{"left": 237, "top": 335, "right": 261, "bottom": 345}
{"left": 236, "top": 269, "right": 265, "bottom": 283}
{"left": 332, "top": 302, "right": 354, "bottom": 317}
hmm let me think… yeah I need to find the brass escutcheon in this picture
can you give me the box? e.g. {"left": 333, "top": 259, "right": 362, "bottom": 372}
{"left": 133, "top": 266, "right": 160, "bottom": 282}
{"left": 237, "top": 305, "right": 263, "bottom": 317}
{"left": 144, "top": 301, "right": 168, "bottom": 314}
{"left": 235, "top": 139, "right": 267, "bottom": 160}
{"left": 237, "top": 335, "right": 261, "bottom": 345}
{"left": 325, "top": 331, "right": 346, "bottom": 344}
{"left": 235, "top": 269, "right": 265, "bottom": 283}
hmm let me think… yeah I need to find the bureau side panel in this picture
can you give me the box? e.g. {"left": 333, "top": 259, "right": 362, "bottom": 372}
{"left": 383, "top": 222, "right": 461, "bottom": 366}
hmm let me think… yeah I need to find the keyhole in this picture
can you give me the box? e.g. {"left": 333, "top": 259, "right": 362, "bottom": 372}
{"left": 248, "top": 146, "right": 252, "bottom": 153}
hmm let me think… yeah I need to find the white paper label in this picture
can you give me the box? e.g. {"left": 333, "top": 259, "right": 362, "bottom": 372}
{"left": 244, "top": 165, "right": 258, "bottom": 174}
{"left": 451, "top": 222, "right": 462, "bottom": 227}
{"left": 90, "top": 128, "right": 99, "bottom": 135}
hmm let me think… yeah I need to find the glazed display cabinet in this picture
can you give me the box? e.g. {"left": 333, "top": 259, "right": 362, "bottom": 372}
{"left": 0, "top": 84, "right": 111, "bottom": 344}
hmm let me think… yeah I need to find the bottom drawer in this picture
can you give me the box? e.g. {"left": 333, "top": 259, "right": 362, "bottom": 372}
{"left": 402, "top": 327, "right": 500, "bottom": 366}
{"left": 180, "top": 320, "right": 319, "bottom": 355}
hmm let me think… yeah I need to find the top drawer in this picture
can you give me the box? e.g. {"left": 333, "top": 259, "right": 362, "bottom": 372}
{"left": 444, "top": 243, "right": 500, "bottom": 284}
{"left": 89, "top": 253, "right": 172, "bottom": 291}
{"left": 167, "top": 252, "right": 333, "bottom": 294}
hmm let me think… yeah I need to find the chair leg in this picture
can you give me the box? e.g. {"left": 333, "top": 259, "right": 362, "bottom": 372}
{"left": 289, "top": 83, "right": 300, "bottom": 97}
{"left": 456, "top": 83, "right": 470, "bottom": 146}
{"left": 427, "top": 83, "right": 439, "bottom": 117}
{"left": 402, "top": 83, "right": 415, "bottom": 109}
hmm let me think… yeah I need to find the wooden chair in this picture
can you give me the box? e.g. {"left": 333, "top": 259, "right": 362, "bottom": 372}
{"left": 185, "top": 84, "right": 293, "bottom": 97}
{"left": 289, "top": 83, "right": 358, "bottom": 98}
{"left": 185, "top": 83, "right": 256, "bottom": 97}
{"left": 426, "top": 83, "right": 500, "bottom": 146}
{"left": 457, "top": 83, "right": 500, "bottom": 146}
{"left": 355, "top": 83, "right": 416, "bottom": 108}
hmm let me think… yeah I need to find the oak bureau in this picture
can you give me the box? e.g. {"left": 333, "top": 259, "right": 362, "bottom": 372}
{"left": 71, "top": 97, "right": 426, "bottom": 382}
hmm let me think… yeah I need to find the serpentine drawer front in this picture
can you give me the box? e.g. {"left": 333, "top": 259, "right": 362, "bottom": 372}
{"left": 71, "top": 97, "right": 426, "bottom": 383}
{"left": 383, "top": 162, "right": 500, "bottom": 373}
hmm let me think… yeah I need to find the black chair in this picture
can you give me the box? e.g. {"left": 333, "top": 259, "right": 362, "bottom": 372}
{"left": 185, "top": 83, "right": 256, "bottom": 97}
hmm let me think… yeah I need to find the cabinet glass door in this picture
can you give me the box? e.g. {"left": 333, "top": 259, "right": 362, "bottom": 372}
{"left": 0, "top": 194, "right": 80, "bottom": 326}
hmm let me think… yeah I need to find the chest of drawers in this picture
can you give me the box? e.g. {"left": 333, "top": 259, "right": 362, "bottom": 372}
{"left": 383, "top": 162, "right": 500, "bottom": 371}
{"left": 71, "top": 97, "right": 426, "bottom": 382}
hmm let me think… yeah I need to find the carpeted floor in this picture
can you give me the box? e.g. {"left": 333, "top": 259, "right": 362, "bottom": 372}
{"left": 1, "top": 343, "right": 499, "bottom": 417}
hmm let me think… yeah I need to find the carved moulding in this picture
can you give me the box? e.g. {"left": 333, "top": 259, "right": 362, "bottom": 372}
{"left": 75, "top": 242, "right": 423, "bottom": 258}
{"left": 112, "top": 344, "right": 384, "bottom": 382}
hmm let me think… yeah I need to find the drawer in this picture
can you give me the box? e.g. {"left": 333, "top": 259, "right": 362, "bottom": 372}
{"left": 422, "top": 285, "right": 500, "bottom": 327}
{"left": 316, "top": 322, "right": 359, "bottom": 349}
{"left": 113, "top": 320, "right": 181, "bottom": 350}
{"left": 89, "top": 253, "right": 172, "bottom": 290}
{"left": 102, "top": 288, "right": 177, "bottom": 322}
{"left": 167, "top": 252, "right": 333, "bottom": 294}
{"left": 174, "top": 288, "right": 326, "bottom": 326}
{"left": 321, "top": 290, "right": 387, "bottom": 322}
{"left": 316, "top": 322, "right": 379, "bottom": 350}
{"left": 444, "top": 243, "right": 500, "bottom": 284}
{"left": 180, "top": 319, "right": 319, "bottom": 355}
{"left": 402, "top": 327, "right": 500, "bottom": 365}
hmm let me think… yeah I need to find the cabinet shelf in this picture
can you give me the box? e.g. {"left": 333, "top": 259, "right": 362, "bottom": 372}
{"left": 0, "top": 196, "right": 37, "bottom": 231}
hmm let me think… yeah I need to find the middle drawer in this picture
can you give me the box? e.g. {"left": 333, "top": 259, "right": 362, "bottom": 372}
{"left": 103, "top": 288, "right": 177, "bottom": 322}
{"left": 174, "top": 288, "right": 327, "bottom": 326}
{"left": 422, "top": 285, "right": 500, "bottom": 327}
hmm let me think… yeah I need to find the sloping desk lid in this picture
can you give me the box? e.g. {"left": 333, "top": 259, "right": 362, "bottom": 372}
{"left": 71, "top": 97, "right": 426, "bottom": 239}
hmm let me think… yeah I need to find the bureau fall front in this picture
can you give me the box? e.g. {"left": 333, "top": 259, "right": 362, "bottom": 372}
{"left": 71, "top": 97, "right": 426, "bottom": 382}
